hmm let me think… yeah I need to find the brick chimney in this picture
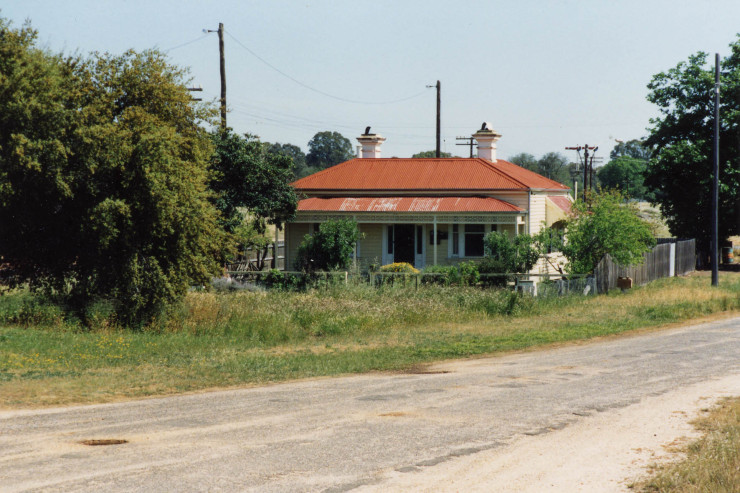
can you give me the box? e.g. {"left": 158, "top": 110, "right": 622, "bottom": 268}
{"left": 472, "top": 122, "right": 502, "bottom": 162}
{"left": 356, "top": 127, "right": 386, "bottom": 158}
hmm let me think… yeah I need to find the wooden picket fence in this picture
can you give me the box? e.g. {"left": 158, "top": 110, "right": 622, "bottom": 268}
{"left": 594, "top": 239, "right": 695, "bottom": 294}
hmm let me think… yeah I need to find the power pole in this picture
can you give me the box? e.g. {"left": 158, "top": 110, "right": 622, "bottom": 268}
{"left": 186, "top": 86, "right": 203, "bottom": 102}
{"left": 218, "top": 23, "right": 226, "bottom": 129}
{"left": 712, "top": 53, "right": 720, "bottom": 286}
{"left": 456, "top": 136, "right": 474, "bottom": 158}
{"left": 565, "top": 144, "right": 598, "bottom": 201}
{"left": 427, "top": 81, "right": 441, "bottom": 157}
{"left": 207, "top": 23, "right": 227, "bottom": 129}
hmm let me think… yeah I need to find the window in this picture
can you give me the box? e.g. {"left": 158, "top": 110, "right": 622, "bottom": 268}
{"left": 387, "top": 225, "right": 394, "bottom": 254}
{"left": 416, "top": 226, "right": 423, "bottom": 254}
{"left": 464, "top": 225, "right": 485, "bottom": 257}
{"left": 312, "top": 223, "right": 321, "bottom": 234}
{"left": 452, "top": 224, "right": 459, "bottom": 255}
{"left": 429, "top": 229, "right": 446, "bottom": 245}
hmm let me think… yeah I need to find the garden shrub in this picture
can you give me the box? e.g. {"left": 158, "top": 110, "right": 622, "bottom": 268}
{"left": 457, "top": 261, "right": 480, "bottom": 286}
{"left": 421, "top": 262, "right": 479, "bottom": 286}
{"left": 421, "top": 265, "right": 458, "bottom": 285}
{"left": 478, "top": 257, "right": 509, "bottom": 287}
{"left": 294, "top": 219, "right": 362, "bottom": 272}
{"left": 484, "top": 231, "right": 541, "bottom": 273}
{"left": 380, "top": 262, "right": 420, "bottom": 273}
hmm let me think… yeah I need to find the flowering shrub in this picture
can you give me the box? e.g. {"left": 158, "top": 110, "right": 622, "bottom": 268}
{"left": 380, "top": 262, "right": 420, "bottom": 273}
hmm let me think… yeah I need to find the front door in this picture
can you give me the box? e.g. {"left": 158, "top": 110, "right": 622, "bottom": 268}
{"left": 393, "top": 224, "right": 415, "bottom": 266}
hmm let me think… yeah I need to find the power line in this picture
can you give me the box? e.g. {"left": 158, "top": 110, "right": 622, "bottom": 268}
{"left": 224, "top": 29, "right": 431, "bottom": 105}
{"left": 163, "top": 34, "right": 209, "bottom": 53}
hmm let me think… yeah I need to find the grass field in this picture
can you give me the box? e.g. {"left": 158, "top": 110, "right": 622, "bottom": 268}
{"left": 1, "top": 271, "right": 739, "bottom": 409}
{"left": 636, "top": 396, "right": 740, "bottom": 492}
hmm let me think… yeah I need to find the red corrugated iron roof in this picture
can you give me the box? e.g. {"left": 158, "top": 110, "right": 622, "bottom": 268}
{"left": 297, "top": 196, "right": 522, "bottom": 213}
{"left": 292, "top": 158, "right": 569, "bottom": 191}
{"left": 547, "top": 195, "right": 573, "bottom": 213}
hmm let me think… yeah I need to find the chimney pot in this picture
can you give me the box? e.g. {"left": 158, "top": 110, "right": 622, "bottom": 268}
{"left": 472, "top": 122, "right": 502, "bottom": 162}
{"left": 356, "top": 129, "right": 386, "bottom": 159}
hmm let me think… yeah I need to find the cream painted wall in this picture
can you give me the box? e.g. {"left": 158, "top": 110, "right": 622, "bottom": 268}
{"left": 285, "top": 223, "right": 309, "bottom": 271}
{"left": 356, "top": 223, "right": 384, "bottom": 270}
{"left": 529, "top": 193, "right": 547, "bottom": 235}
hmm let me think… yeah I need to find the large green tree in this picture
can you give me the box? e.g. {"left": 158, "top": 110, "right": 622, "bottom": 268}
{"left": 0, "top": 18, "right": 225, "bottom": 326}
{"left": 610, "top": 139, "right": 651, "bottom": 160}
{"left": 597, "top": 155, "right": 653, "bottom": 201}
{"left": 537, "top": 152, "right": 570, "bottom": 183}
{"left": 306, "top": 131, "right": 354, "bottom": 170}
{"left": 209, "top": 130, "right": 297, "bottom": 234}
{"left": 265, "top": 142, "right": 309, "bottom": 179}
{"left": 508, "top": 152, "right": 539, "bottom": 172}
{"left": 644, "top": 39, "right": 740, "bottom": 259}
{"left": 509, "top": 152, "right": 570, "bottom": 184}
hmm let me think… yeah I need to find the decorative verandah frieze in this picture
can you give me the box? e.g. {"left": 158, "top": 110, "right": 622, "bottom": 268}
{"left": 293, "top": 212, "right": 526, "bottom": 224}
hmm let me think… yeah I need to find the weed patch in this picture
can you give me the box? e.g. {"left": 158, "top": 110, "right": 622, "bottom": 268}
{"left": 1, "top": 272, "right": 739, "bottom": 408}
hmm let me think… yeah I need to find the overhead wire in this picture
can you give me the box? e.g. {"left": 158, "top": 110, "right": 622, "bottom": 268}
{"left": 163, "top": 34, "right": 210, "bottom": 53}
{"left": 223, "top": 29, "right": 431, "bottom": 105}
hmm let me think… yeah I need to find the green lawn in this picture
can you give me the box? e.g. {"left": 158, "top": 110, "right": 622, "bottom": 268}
{"left": 1, "top": 272, "right": 739, "bottom": 408}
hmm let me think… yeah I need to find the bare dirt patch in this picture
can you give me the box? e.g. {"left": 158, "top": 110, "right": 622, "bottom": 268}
{"left": 356, "top": 374, "right": 740, "bottom": 493}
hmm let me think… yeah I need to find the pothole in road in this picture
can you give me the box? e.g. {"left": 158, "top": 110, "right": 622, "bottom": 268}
{"left": 79, "top": 439, "right": 128, "bottom": 446}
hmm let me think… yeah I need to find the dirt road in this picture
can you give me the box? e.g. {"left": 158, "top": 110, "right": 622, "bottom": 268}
{"left": 2, "top": 316, "right": 739, "bottom": 492}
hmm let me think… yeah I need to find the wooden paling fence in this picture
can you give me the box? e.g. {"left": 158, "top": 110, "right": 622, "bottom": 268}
{"left": 594, "top": 239, "right": 695, "bottom": 294}
{"left": 674, "top": 239, "right": 696, "bottom": 276}
{"left": 227, "top": 241, "right": 285, "bottom": 272}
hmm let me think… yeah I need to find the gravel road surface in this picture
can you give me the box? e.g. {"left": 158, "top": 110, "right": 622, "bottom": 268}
{"left": 2, "top": 316, "right": 739, "bottom": 492}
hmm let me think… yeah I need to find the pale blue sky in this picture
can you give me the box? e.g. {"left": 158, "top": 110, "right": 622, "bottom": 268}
{"left": 4, "top": 1, "right": 739, "bottom": 161}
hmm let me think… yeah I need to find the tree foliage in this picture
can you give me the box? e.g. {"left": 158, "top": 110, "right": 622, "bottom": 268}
{"left": 644, "top": 39, "right": 740, "bottom": 256}
{"left": 509, "top": 152, "right": 571, "bottom": 184}
{"left": 597, "top": 155, "right": 653, "bottom": 201}
{"left": 412, "top": 150, "right": 453, "bottom": 158}
{"left": 294, "top": 220, "right": 362, "bottom": 272}
{"left": 610, "top": 139, "right": 651, "bottom": 160}
{"left": 483, "top": 231, "right": 541, "bottom": 273}
{"left": 306, "top": 131, "right": 354, "bottom": 170}
{"left": 508, "top": 153, "right": 539, "bottom": 172}
{"left": 209, "top": 130, "right": 297, "bottom": 233}
{"left": 265, "top": 142, "right": 309, "bottom": 179}
{"left": 560, "top": 190, "right": 656, "bottom": 274}
{"left": 0, "top": 18, "right": 225, "bottom": 326}
{"left": 537, "top": 152, "right": 570, "bottom": 183}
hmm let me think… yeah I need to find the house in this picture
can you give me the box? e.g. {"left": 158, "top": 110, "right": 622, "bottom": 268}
{"left": 285, "top": 123, "right": 571, "bottom": 272}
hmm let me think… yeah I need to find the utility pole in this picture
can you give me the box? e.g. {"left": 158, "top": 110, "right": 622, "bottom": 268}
{"left": 456, "top": 136, "right": 475, "bottom": 158}
{"left": 218, "top": 23, "right": 226, "bottom": 129}
{"left": 712, "top": 53, "right": 720, "bottom": 286}
{"left": 207, "top": 23, "right": 227, "bottom": 129}
{"left": 186, "top": 86, "right": 203, "bottom": 102}
{"left": 427, "top": 81, "right": 441, "bottom": 157}
{"left": 565, "top": 145, "right": 598, "bottom": 201}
